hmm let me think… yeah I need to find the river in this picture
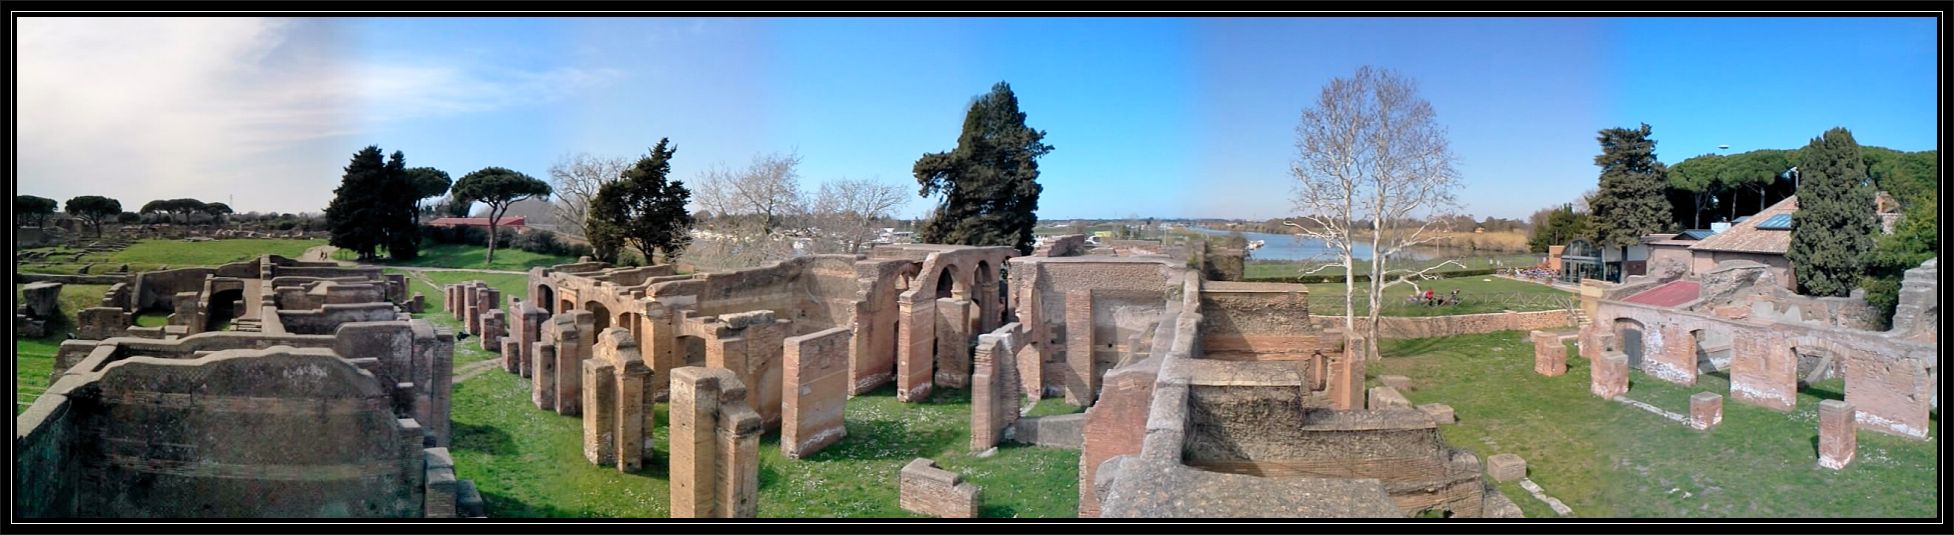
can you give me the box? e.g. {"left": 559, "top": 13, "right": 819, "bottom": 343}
{"left": 1185, "top": 227, "right": 1439, "bottom": 262}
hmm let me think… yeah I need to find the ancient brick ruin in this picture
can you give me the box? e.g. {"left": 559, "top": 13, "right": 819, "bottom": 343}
{"left": 17, "top": 256, "right": 476, "bottom": 518}
{"left": 668, "top": 366, "right": 762, "bottom": 518}
{"left": 1577, "top": 258, "right": 1938, "bottom": 439}
{"left": 899, "top": 458, "right": 982, "bottom": 518}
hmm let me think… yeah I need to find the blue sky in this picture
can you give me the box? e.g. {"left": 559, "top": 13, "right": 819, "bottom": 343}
{"left": 17, "top": 17, "right": 1938, "bottom": 220}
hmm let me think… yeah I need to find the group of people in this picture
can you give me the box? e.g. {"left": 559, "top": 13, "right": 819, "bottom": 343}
{"left": 1410, "top": 288, "right": 1461, "bottom": 306}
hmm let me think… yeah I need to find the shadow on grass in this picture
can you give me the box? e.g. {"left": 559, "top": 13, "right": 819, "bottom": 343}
{"left": 479, "top": 489, "right": 596, "bottom": 518}
{"left": 1801, "top": 383, "right": 1845, "bottom": 403}
{"left": 451, "top": 420, "right": 517, "bottom": 456}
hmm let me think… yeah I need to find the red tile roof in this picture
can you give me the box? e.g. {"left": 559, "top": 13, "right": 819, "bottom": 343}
{"left": 428, "top": 217, "right": 525, "bottom": 227}
{"left": 1622, "top": 280, "right": 1701, "bottom": 308}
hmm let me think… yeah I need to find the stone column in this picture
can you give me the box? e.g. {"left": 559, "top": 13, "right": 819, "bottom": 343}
{"left": 582, "top": 358, "right": 617, "bottom": 466}
{"left": 670, "top": 367, "right": 760, "bottom": 518}
{"left": 1689, "top": 392, "right": 1722, "bottom": 431}
{"left": 1063, "top": 289, "right": 1096, "bottom": 406}
{"left": 1591, "top": 351, "right": 1628, "bottom": 400}
{"left": 896, "top": 295, "right": 935, "bottom": 402}
{"left": 1818, "top": 399, "right": 1857, "bottom": 469}
{"left": 555, "top": 311, "right": 596, "bottom": 416}
{"left": 533, "top": 343, "right": 557, "bottom": 409}
{"left": 934, "top": 298, "right": 972, "bottom": 389}
{"left": 1531, "top": 330, "right": 1566, "bottom": 377}
{"left": 518, "top": 304, "right": 548, "bottom": 378}
{"left": 782, "top": 327, "right": 852, "bottom": 459}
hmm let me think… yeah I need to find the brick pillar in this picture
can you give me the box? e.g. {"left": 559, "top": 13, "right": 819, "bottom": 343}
{"left": 445, "top": 285, "right": 459, "bottom": 320}
{"left": 464, "top": 288, "right": 482, "bottom": 335}
{"left": 583, "top": 358, "right": 617, "bottom": 466}
{"left": 1689, "top": 392, "right": 1722, "bottom": 431}
{"left": 1328, "top": 335, "right": 1367, "bottom": 411}
{"left": 1730, "top": 334, "right": 1796, "bottom": 411}
{"left": 645, "top": 305, "right": 680, "bottom": 402}
{"left": 897, "top": 296, "right": 935, "bottom": 402}
{"left": 971, "top": 334, "right": 1006, "bottom": 452}
{"left": 1647, "top": 323, "right": 1696, "bottom": 386}
{"left": 554, "top": 311, "right": 595, "bottom": 416}
{"left": 782, "top": 327, "right": 851, "bottom": 459}
{"left": 1063, "top": 289, "right": 1096, "bottom": 406}
{"left": 1078, "top": 364, "right": 1157, "bottom": 518}
{"left": 480, "top": 311, "right": 504, "bottom": 352}
{"left": 934, "top": 298, "right": 972, "bottom": 389}
{"left": 670, "top": 367, "right": 760, "bottom": 518}
{"left": 1591, "top": 351, "right": 1628, "bottom": 400}
{"left": 519, "top": 305, "right": 547, "bottom": 378}
{"left": 616, "top": 359, "right": 652, "bottom": 472}
{"left": 1531, "top": 330, "right": 1566, "bottom": 377}
{"left": 533, "top": 342, "right": 557, "bottom": 410}
{"left": 1818, "top": 400, "right": 1857, "bottom": 469}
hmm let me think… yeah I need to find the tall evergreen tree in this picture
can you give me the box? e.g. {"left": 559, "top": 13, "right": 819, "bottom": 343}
{"left": 1586, "top": 123, "right": 1671, "bottom": 281}
{"left": 913, "top": 81, "right": 1053, "bottom": 254}
{"left": 588, "top": 139, "right": 694, "bottom": 264}
{"left": 381, "top": 151, "right": 422, "bottom": 260}
{"left": 324, "top": 146, "right": 419, "bottom": 261}
{"left": 1787, "top": 127, "right": 1878, "bottom": 297}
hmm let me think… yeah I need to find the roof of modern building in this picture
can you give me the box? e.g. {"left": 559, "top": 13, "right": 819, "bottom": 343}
{"left": 1688, "top": 196, "right": 1798, "bottom": 254}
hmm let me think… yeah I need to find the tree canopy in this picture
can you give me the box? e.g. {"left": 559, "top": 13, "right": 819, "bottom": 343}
{"left": 16, "top": 195, "right": 57, "bottom": 227}
{"left": 913, "top": 81, "right": 1052, "bottom": 254}
{"left": 64, "top": 195, "right": 121, "bottom": 237}
{"left": 1587, "top": 123, "right": 1672, "bottom": 280}
{"left": 1786, "top": 128, "right": 1878, "bottom": 297}
{"left": 588, "top": 138, "right": 694, "bottom": 264}
{"left": 453, "top": 166, "right": 552, "bottom": 264}
{"left": 405, "top": 167, "right": 453, "bottom": 224}
{"left": 324, "top": 146, "right": 422, "bottom": 261}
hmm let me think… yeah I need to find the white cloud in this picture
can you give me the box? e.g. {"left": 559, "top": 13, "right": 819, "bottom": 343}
{"left": 16, "top": 17, "right": 619, "bottom": 213}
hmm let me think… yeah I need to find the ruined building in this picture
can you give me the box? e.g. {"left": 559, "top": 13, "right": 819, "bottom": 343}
{"left": 16, "top": 255, "right": 479, "bottom": 518}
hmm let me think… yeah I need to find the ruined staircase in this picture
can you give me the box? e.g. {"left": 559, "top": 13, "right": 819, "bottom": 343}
{"left": 231, "top": 317, "right": 263, "bottom": 333}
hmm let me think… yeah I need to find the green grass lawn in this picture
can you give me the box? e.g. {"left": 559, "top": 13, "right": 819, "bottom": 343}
{"left": 1304, "top": 276, "right": 1573, "bottom": 316}
{"left": 14, "top": 283, "right": 110, "bottom": 414}
{"left": 1374, "top": 331, "right": 1937, "bottom": 518}
{"left": 396, "top": 271, "right": 1082, "bottom": 518}
{"left": 376, "top": 243, "right": 576, "bottom": 272}
{"left": 1245, "top": 253, "right": 1542, "bottom": 280}
{"left": 18, "top": 238, "right": 318, "bottom": 273}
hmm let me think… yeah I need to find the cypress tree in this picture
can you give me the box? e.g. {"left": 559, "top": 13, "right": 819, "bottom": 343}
{"left": 1787, "top": 127, "right": 1878, "bottom": 297}
{"left": 913, "top": 81, "right": 1053, "bottom": 254}
{"left": 1586, "top": 123, "right": 1671, "bottom": 281}
{"left": 325, "top": 146, "right": 389, "bottom": 260}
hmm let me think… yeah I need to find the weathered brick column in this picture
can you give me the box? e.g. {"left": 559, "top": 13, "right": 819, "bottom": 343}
{"left": 1531, "top": 330, "right": 1566, "bottom": 377}
{"left": 553, "top": 311, "right": 596, "bottom": 415}
{"left": 899, "top": 458, "right": 980, "bottom": 518}
{"left": 970, "top": 329, "right": 1023, "bottom": 453}
{"left": 1689, "top": 392, "right": 1722, "bottom": 431}
{"left": 897, "top": 295, "right": 936, "bottom": 402}
{"left": 670, "top": 367, "right": 761, "bottom": 518}
{"left": 480, "top": 310, "right": 505, "bottom": 352}
{"left": 782, "top": 327, "right": 851, "bottom": 459}
{"left": 1591, "top": 351, "right": 1628, "bottom": 400}
{"left": 934, "top": 298, "right": 972, "bottom": 389}
{"left": 532, "top": 343, "right": 557, "bottom": 409}
{"left": 1730, "top": 334, "right": 1795, "bottom": 411}
{"left": 584, "top": 327, "right": 653, "bottom": 472}
{"left": 1078, "top": 360, "right": 1158, "bottom": 518}
{"left": 1328, "top": 335, "right": 1367, "bottom": 411}
{"left": 1063, "top": 289, "right": 1096, "bottom": 406}
{"left": 1818, "top": 400, "right": 1856, "bottom": 470}
{"left": 516, "top": 303, "right": 547, "bottom": 377}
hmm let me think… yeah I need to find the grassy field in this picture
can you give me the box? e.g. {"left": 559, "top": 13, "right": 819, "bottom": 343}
{"left": 399, "top": 272, "right": 1082, "bottom": 518}
{"left": 13, "top": 283, "right": 111, "bottom": 414}
{"left": 18, "top": 238, "right": 318, "bottom": 273}
{"left": 1303, "top": 276, "right": 1574, "bottom": 316}
{"left": 1245, "top": 253, "right": 1543, "bottom": 280}
{"left": 1373, "top": 332, "right": 1937, "bottom": 518}
{"left": 372, "top": 243, "right": 576, "bottom": 272}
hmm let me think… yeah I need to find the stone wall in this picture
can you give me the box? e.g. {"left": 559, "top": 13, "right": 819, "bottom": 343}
{"left": 1310, "top": 309, "right": 1577, "bottom": 340}
{"left": 277, "top": 303, "right": 401, "bottom": 335}
{"left": 970, "top": 324, "right": 1026, "bottom": 452}
{"left": 781, "top": 327, "right": 851, "bottom": 459}
{"left": 668, "top": 366, "right": 761, "bottom": 518}
{"left": 16, "top": 349, "right": 432, "bottom": 517}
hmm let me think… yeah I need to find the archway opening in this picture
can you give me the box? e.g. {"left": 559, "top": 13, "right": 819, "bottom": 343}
{"left": 1613, "top": 318, "right": 1646, "bottom": 369}
{"left": 536, "top": 285, "right": 556, "bottom": 314}
{"left": 205, "top": 289, "right": 244, "bottom": 332}
{"left": 587, "top": 301, "right": 612, "bottom": 331}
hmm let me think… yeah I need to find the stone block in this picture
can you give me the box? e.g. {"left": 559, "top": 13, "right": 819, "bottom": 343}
{"left": 782, "top": 327, "right": 851, "bottom": 459}
{"left": 899, "top": 458, "right": 981, "bottom": 518}
{"left": 1366, "top": 385, "right": 1410, "bottom": 410}
{"left": 1818, "top": 400, "right": 1856, "bottom": 470}
{"left": 669, "top": 367, "right": 760, "bottom": 518}
{"left": 1688, "top": 392, "right": 1722, "bottom": 431}
{"left": 1486, "top": 453, "right": 1526, "bottom": 482}
{"left": 1417, "top": 403, "right": 1456, "bottom": 424}
{"left": 1378, "top": 375, "right": 1412, "bottom": 392}
{"left": 21, "top": 282, "right": 62, "bottom": 319}
{"left": 1531, "top": 330, "right": 1566, "bottom": 377}
{"left": 1591, "top": 351, "right": 1628, "bottom": 400}
{"left": 1010, "top": 413, "right": 1085, "bottom": 448}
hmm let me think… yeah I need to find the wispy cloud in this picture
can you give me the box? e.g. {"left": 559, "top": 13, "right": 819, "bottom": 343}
{"left": 17, "top": 17, "right": 619, "bottom": 212}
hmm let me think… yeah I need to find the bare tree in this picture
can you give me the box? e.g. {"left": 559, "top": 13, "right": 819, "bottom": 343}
{"left": 547, "top": 152, "right": 630, "bottom": 239}
{"left": 1356, "top": 68, "right": 1462, "bottom": 357}
{"left": 694, "top": 152, "right": 806, "bottom": 237}
{"left": 1290, "top": 66, "right": 1460, "bottom": 361}
{"left": 807, "top": 178, "right": 909, "bottom": 254}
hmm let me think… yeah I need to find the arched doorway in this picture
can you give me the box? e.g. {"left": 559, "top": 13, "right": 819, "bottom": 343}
{"left": 619, "top": 312, "right": 642, "bottom": 341}
{"left": 973, "top": 260, "right": 995, "bottom": 333}
{"left": 586, "top": 301, "right": 611, "bottom": 331}
{"left": 535, "top": 285, "right": 556, "bottom": 314}
{"left": 935, "top": 266, "right": 958, "bottom": 300}
{"left": 1613, "top": 318, "right": 1646, "bottom": 369}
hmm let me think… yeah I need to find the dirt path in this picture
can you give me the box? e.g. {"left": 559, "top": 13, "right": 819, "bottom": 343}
{"left": 453, "top": 359, "right": 503, "bottom": 384}
{"left": 301, "top": 245, "right": 351, "bottom": 266}
{"left": 371, "top": 265, "right": 531, "bottom": 276}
